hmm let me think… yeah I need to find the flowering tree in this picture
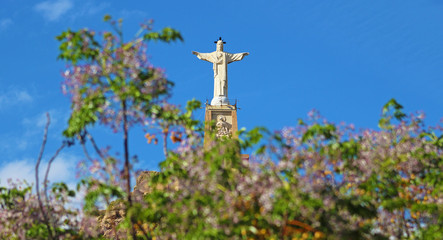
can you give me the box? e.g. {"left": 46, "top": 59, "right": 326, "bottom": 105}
{"left": 2, "top": 15, "right": 187, "bottom": 239}
{"left": 1, "top": 16, "right": 442, "bottom": 240}
{"left": 57, "top": 15, "right": 190, "bottom": 239}
{"left": 141, "top": 99, "right": 443, "bottom": 239}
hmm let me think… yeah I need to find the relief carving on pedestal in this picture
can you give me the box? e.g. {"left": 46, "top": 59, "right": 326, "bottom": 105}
{"left": 216, "top": 115, "right": 231, "bottom": 138}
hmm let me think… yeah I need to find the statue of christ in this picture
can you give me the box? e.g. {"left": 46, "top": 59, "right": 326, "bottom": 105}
{"left": 192, "top": 38, "right": 249, "bottom": 105}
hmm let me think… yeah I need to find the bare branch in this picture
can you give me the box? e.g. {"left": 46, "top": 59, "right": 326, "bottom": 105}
{"left": 81, "top": 140, "right": 95, "bottom": 162}
{"left": 86, "top": 131, "right": 106, "bottom": 160}
{"left": 35, "top": 112, "right": 54, "bottom": 240}
{"left": 162, "top": 128, "right": 168, "bottom": 158}
{"left": 43, "top": 143, "right": 66, "bottom": 205}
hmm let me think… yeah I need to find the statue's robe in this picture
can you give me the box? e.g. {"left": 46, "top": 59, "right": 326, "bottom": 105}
{"left": 194, "top": 51, "right": 247, "bottom": 98}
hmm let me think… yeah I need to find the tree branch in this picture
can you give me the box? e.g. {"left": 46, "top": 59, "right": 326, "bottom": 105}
{"left": 86, "top": 131, "right": 106, "bottom": 160}
{"left": 43, "top": 143, "right": 66, "bottom": 205}
{"left": 162, "top": 127, "right": 168, "bottom": 158}
{"left": 35, "top": 112, "right": 54, "bottom": 240}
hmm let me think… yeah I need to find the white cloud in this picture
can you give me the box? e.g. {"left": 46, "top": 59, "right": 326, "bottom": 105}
{"left": 0, "top": 154, "right": 85, "bottom": 210}
{"left": 0, "top": 154, "right": 77, "bottom": 187}
{"left": 0, "top": 109, "right": 67, "bottom": 157}
{"left": 68, "top": 1, "right": 109, "bottom": 21}
{"left": 120, "top": 9, "right": 148, "bottom": 19}
{"left": 14, "top": 110, "right": 63, "bottom": 151}
{"left": 0, "top": 18, "right": 13, "bottom": 30}
{"left": 16, "top": 90, "right": 33, "bottom": 102}
{"left": 46, "top": 154, "right": 77, "bottom": 183}
{"left": 0, "top": 159, "right": 34, "bottom": 185}
{"left": 35, "top": 0, "right": 73, "bottom": 21}
{"left": 0, "top": 89, "right": 33, "bottom": 110}
{"left": 82, "top": 1, "right": 109, "bottom": 16}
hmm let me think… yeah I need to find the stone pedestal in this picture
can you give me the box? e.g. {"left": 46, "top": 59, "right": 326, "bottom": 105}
{"left": 203, "top": 104, "right": 249, "bottom": 161}
{"left": 204, "top": 104, "right": 238, "bottom": 146}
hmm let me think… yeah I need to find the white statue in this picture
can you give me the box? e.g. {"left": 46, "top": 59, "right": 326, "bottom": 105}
{"left": 193, "top": 38, "right": 249, "bottom": 105}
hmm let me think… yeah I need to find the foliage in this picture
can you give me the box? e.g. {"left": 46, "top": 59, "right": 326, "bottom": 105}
{"left": 0, "top": 180, "right": 97, "bottom": 239}
{"left": 1, "top": 16, "right": 443, "bottom": 240}
{"left": 57, "top": 15, "right": 183, "bottom": 137}
{"left": 140, "top": 107, "right": 443, "bottom": 239}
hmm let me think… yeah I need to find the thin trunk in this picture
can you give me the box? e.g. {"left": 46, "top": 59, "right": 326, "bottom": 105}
{"left": 122, "top": 100, "right": 137, "bottom": 239}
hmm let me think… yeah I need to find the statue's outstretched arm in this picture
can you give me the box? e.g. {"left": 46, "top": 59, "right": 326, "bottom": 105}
{"left": 227, "top": 52, "right": 249, "bottom": 64}
{"left": 192, "top": 51, "right": 214, "bottom": 63}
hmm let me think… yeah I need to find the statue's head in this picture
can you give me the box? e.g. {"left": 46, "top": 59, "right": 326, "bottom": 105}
{"left": 216, "top": 40, "right": 224, "bottom": 51}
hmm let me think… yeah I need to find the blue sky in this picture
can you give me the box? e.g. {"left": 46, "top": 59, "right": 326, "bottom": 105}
{"left": 1, "top": 0, "right": 442, "bottom": 187}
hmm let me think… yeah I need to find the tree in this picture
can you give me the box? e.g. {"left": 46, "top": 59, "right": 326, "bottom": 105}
{"left": 57, "top": 15, "right": 188, "bottom": 239}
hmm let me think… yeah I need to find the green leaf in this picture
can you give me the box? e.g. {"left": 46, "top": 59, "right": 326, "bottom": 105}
{"left": 302, "top": 123, "right": 337, "bottom": 143}
{"left": 103, "top": 14, "right": 111, "bottom": 22}
{"left": 143, "top": 27, "right": 183, "bottom": 43}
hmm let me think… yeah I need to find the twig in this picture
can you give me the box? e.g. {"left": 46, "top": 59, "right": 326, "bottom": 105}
{"left": 43, "top": 142, "right": 66, "bottom": 234}
{"left": 86, "top": 131, "right": 106, "bottom": 160}
{"left": 162, "top": 128, "right": 168, "bottom": 158}
{"left": 43, "top": 143, "right": 66, "bottom": 205}
{"left": 35, "top": 112, "right": 54, "bottom": 240}
{"left": 81, "top": 140, "right": 95, "bottom": 162}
